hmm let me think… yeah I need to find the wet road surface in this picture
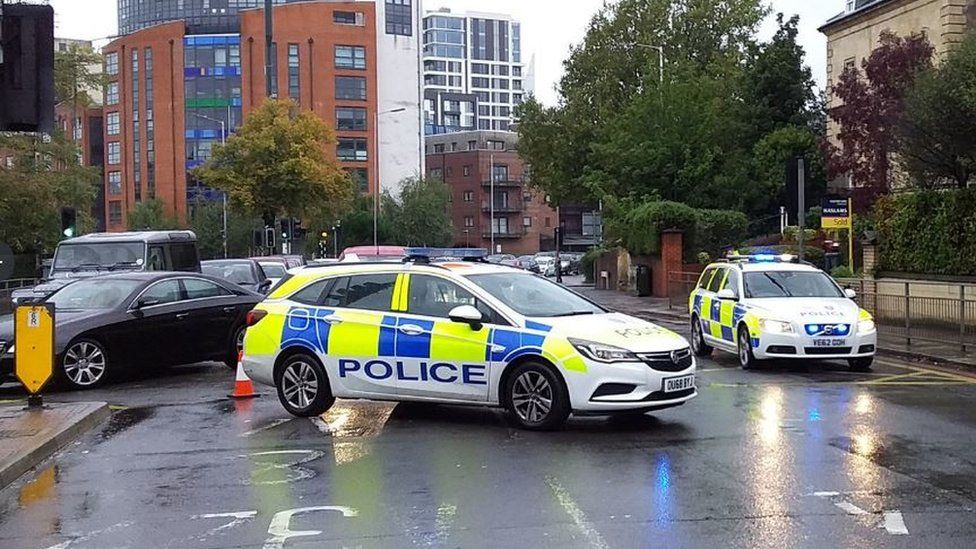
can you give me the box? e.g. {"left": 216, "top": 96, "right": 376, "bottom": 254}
{"left": 2, "top": 332, "right": 976, "bottom": 548}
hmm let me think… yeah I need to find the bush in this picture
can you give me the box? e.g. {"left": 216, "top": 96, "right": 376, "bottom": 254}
{"left": 694, "top": 209, "right": 749, "bottom": 258}
{"left": 581, "top": 248, "right": 602, "bottom": 283}
{"left": 831, "top": 265, "right": 856, "bottom": 279}
{"left": 875, "top": 189, "right": 976, "bottom": 276}
{"left": 782, "top": 226, "right": 818, "bottom": 243}
{"left": 605, "top": 200, "right": 698, "bottom": 256}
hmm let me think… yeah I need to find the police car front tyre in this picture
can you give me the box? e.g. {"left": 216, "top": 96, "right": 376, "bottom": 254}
{"left": 691, "top": 317, "right": 713, "bottom": 357}
{"left": 275, "top": 353, "right": 335, "bottom": 417}
{"left": 504, "top": 362, "right": 571, "bottom": 431}
{"left": 848, "top": 356, "right": 874, "bottom": 372}
{"left": 737, "top": 326, "right": 757, "bottom": 370}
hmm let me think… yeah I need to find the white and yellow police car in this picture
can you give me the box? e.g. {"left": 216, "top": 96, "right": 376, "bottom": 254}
{"left": 242, "top": 249, "right": 697, "bottom": 430}
{"left": 688, "top": 254, "right": 877, "bottom": 371}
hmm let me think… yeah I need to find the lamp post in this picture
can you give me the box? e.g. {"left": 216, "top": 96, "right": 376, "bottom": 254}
{"left": 464, "top": 229, "right": 470, "bottom": 247}
{"left": 373, "top": 107, "right": 408, "bottom": 253}
{"left": 634, "top": 43, "right": 664, "bottom": 85}
{"left": 188, "top": 111, "right": 228, "bottom": 258}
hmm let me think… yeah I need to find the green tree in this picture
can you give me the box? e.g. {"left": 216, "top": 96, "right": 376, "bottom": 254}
{"left": 384, "top": 178, "right": 452, "bottom": 247}
{"left": 54, "top": 45, "right": 104, "bottom": 107}
{"left": 195, "top": 98, "right": 354, "bottom": 222}
{"left": 752, "top": 125, "right": 827, "bottom": 226}
{"left": 895, "top": 33, "right": 976, "bottom": 189}
{"left": 186, "top": 199, "right": 263, "bottom": 259}
{"left": 0, "top": 133, "right": 99, "bottom": 253}
{"left": 127, "top": 199, "right": 179, "bottom": 231}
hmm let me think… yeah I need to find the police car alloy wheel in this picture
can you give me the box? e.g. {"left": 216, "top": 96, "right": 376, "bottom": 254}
{"left": 737, "top": 326, "right": 756, "bottom": 370}
{"left": 275, "top": 353, "right": 335, "bottom": 417}
{"left": 690, "top": 317, "right": 713, "bottom": 357}
{"left": 848, "top": 356, "right": 874, "bottom": 372}
{"left": 504, "top": 362, "right": 570, "bottom": 430}
{"left": 61, "top": 339, "right": 108, "bottom": 389}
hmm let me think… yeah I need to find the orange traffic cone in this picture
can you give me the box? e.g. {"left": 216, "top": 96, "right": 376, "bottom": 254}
{"left": 229, "top": 351, "right": 259, "bottom": 399}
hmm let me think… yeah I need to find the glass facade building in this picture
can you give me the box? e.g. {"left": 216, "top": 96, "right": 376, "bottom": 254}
{"left": 119, "top": 0, "right": 293, "bottom": 35}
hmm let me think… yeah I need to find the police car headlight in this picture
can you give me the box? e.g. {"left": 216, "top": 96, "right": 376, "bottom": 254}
{"left": 569, "top": 339, "right": 638, "bottom": 363}
{"left": 759, "top": 319, "right": 794, "bottom": 334}
{"left": 858, "top": 319, "right": 876, "bottom": 333}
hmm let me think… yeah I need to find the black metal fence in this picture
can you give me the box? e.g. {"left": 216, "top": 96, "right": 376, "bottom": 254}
{"left": 0, "top": 278, "right": 38, "bottom": 314}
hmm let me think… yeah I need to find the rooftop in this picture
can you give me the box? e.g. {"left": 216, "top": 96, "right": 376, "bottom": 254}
{"left": 820, "top": 0, "right": 894, "bottom": 32}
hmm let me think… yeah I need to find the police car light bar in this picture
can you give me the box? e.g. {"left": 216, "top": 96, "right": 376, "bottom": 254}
{"left": 727, "top": 254, "right": 798, "bottom": 263}
{"left": 404, "top": 248, "right": 489, "bottom": 261}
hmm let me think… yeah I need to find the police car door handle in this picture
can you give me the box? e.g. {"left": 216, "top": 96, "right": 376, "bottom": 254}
{"left": 398, "top": 324, "right": 425, "bottom": 336}
{"left": 323, "top": 315, "right": 343, "bottom": 325}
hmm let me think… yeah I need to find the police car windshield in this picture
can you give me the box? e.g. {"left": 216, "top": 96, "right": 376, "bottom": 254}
{"left": 743, "top": 271, "right": 845, "bottom": 299}
{"left": 48, "top": 279, "right": 141, "bottom": 310}
{"left": 466, "top": 273, "right": 605, "bottom": 317}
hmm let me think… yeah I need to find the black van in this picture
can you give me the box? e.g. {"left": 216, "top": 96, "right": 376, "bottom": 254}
{"left": 12, "top": 231, "right": 201, "bottom": 303}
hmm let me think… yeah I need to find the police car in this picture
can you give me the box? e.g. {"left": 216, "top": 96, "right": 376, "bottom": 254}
{"left": 688, "top": 255, "right": 877, "bottom": 371}
{"left": 242, "top": 249, "right": 697, "bottom": 430}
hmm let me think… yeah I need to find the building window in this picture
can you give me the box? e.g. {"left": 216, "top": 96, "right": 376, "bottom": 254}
{"left": 287, "top": 44, "right": 300, "bottom": 99}
{"left": 446, "top": 166, "right": 454, "bottom": 177}
{"left": 430, "top": 167, "right": 443, "bottom": 179}
{"left": 336, "top": 107, "right": 367, "bottom": 131}
{"left": 463, "top": 191, "right": 473, "bottom": 202}
{"left": 73, "top": 117, "right": 83, "bottom": 141}
{"left": 492, "top": 217, "right": 509, "bottom": 235}
{"left": 106, "top": 52, "right": 119, "bottom": 76}
{"left": 334, "top": 11, "right": 365, "bottom": 26}
{"left": 335, "top": 45, "right": 367, "bottom": 70}
{"left": 109, "top": 201, "right": 123, "bottom": 225}
{"left": 337, "top": 138, "right": 368, "bottom": 161}
{"left": 433, "top": 144, "right": 445, "bottom": 153}
{"left": 108, "top": 171, "right": 122, "bottom": 195}
{"left": 345, "top": 168, "right": 369, "bottom": 193}
{"left": 336, "top": 76, "right": 366, "bottom": 100}
{"left": 269, "top": 42, "right": 279, "bottom": 97}
{"left": 464, "top": 216, "right": 474, "bottom": 228}
{"left": 107, "top": 142, "right": 121, "bottom": 164}
{"left": 523, "top": 191, "right": 532, "bottom": 202}
{"left": 106, "top": 82, "right": 119, "bottom": 105}
{"left": 844, "top": 57, "right": 856, "bottom": 70}
{"left": 523, "top": 217, "right": 532, "bottom": 227}
{"left": 463, "top": 165, "right": 471, "bottom": 176}
{"left": 106, "top": 112, "right": 121, "bottom": 135}
{"left": 467, "top": 140, "right": 477, "bottom": 150}
{"left": 386, "top": 0, "right": 412, "bottom": 36}
{"left": 492, "top": 164, "right": 509, "bottom": 182}
{"left": 545, "top": 217, "right": 551, "bottom": 228}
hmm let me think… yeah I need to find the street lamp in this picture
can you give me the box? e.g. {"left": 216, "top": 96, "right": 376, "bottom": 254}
{"left": 463, "top": 229, "right": 470, "bottom": 247}
{"left": 373, "top": 107, "right": 408, "bottom": 252}
{"left": 634, "top": 43, "right": 665, "bottom": 85}
{"left": 188, "top": 111, "right": 229, "bottom": 258}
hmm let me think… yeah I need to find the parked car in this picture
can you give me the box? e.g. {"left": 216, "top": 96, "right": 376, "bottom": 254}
{"left": 0, "top": 273, "right": 263, "bottom": 389}
{"left": 487, "top": 254, "right": 516, "bottom": 265}
{"left": 516, "top": 256, "right": 541, "bottom": 273}
{"left": 12, "top": 231, "right": 201, "bottom": 304}
{"left": 202, "top": 259, "right": 273, "bottom": 294}
{"left": 535, "top": 256, "right": 557, "bottom": 277}
{"left": 255, "top": 260, "right": 289, "bottom": 288}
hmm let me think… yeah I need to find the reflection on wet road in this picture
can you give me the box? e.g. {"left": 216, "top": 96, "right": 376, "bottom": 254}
{"left": 1, "top": 354, "right": 975, "bottom": 548}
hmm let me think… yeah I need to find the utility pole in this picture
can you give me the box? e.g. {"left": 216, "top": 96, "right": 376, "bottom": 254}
{"left": 489, "top": 151, "right": 495, "bottom": 254}
{"left": 797, "top": 158, "right": 806, "bottom": 261}
{"left": 264, "top": 0, "right": 274, "bottom": 98}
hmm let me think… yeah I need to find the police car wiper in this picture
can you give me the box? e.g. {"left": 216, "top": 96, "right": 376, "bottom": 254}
{"left": 556, "top": 310, "right": 597, "bottom": 317}
{"left": 762, "top": 273, "right": 793, "bottom": 297}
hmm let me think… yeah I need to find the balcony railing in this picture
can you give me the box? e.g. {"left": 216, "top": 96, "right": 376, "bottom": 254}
{"left": 481, "top": 177, "right": 525, "bottom": 188}
{"left": 482, "top": 228, "right": 528, "bottom": 240}
{"left": 481, "top": 201, "right": 523, "bottom": 213}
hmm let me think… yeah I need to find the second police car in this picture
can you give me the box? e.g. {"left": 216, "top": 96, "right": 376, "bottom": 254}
{"left": 242, "top": 249, "right": 697, "bottom": 430}
{"left": 688, "top": 254, "right": 877, "bottom": 371}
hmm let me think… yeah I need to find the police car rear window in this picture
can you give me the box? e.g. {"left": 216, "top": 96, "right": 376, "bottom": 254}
{"left": 344, "top": 274, "right": 397, "bottom": 312}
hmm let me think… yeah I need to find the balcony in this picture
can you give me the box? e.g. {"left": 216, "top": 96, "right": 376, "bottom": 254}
{"left": 482, "top": 201, "right": 523, "bottom": 213}
{"left": 481, "top": 177, "right": 525, "bottom": 188}
{"left": 482, "top": 228, "right": 529, "bottom": 240}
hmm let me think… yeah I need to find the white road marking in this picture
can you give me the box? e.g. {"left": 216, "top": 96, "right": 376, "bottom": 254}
{"left": 545, "top": 476, "right": 608, "bottom": 549}
{"left": 44, "top": 521, "right": 134, "bottom": 549}
{"left": 191, "top": 511, "right": 258, "bottom": 539}
{"left": 245, "top": 450, "right": 325, "bottom": 485}
{"left": 264, "top": 506, "right": 358, "bottom": 549}
{"left": 240, "top": 418, "right": 293, "bottom": 437}
{"left": 882, "top": 511, "right": 909, "bottom": 535}
{"left": 835, "top": 501, "right": 869, "bottom": 516}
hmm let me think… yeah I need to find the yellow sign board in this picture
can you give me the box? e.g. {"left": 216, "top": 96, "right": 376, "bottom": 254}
{"left": 822, "top": 216, "right": 851, "bottom": 229}
{"left": 15, "top": 304, "right": 55, "bottom": 394}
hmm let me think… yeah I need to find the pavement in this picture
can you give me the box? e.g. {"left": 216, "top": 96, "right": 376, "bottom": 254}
{"left": 1, "top": 341, "right": 976, "bottom": 547}
{"left": 0, "top": 400, "right": 110, "bottom": 488}
{"left": 571, "top": 283, "right": 976, "bottom": 370}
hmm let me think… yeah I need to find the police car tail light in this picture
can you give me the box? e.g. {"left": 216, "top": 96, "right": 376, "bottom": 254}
{"left": 246, "top": 309, "right": 268, "bottom": 327}
{"left": 569, "top": 339, "right": 638, "bottom": 363}
{"left": 759, "top": 319, "right": 794, "bottom": 334}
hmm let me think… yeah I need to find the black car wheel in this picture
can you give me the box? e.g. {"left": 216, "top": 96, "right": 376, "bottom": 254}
{"left": 691, "top": 316, "right": 713, "bottom": 357}
{"left": 60, "top": 339, "right": 109, "bottom": 389}
{"left": 275, "top": 353, "right": 334, "bottom": 417}
{"left": 504, "top": 362, "right": 571, "bottom": 430}
{"left": 225, "top": 325, "right": 246, "bottom": 369}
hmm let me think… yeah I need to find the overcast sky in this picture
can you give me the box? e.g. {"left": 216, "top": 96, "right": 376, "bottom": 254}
{"left": 49, "top": 0, "right": 843, "bottom": 104}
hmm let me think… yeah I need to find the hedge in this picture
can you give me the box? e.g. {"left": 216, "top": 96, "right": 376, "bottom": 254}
{"left": 875, "top": 189, "right": 976, "bottom": 276}
{"left": 605, "top": 200, "right": 747, "bottom": 260}
{"left": 694, "top": 209, "right": 749, "bottom": 259}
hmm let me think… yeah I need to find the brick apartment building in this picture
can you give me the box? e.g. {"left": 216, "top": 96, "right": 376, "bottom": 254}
{"left": 101, "top": 0, "right": 423, "bottom": 231}
{"left": 55, "top": 103, "right": 106, "bottom": 231}
{"left": 425, "top": 130, "right": 555, "bottom": 255}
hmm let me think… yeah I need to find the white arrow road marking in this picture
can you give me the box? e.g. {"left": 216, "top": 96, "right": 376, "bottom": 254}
{"left": 240, "top": 418, "right": 293, "bottom": 437}
{"left": 545, "top": 476, "right": 608, "bottom": 549}
{"left": 882, "top": 511, "right": 909, "bottom": 535}
{"left": 264, "top": 506, "right": 358, "bottom": 549}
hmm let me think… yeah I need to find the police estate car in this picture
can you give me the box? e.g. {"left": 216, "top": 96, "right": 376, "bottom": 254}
{"left": 688, "top": 255, "right": 877, "bottom": 371}
{"left": 242, "top": 249, "right": 697, "bottom": 430}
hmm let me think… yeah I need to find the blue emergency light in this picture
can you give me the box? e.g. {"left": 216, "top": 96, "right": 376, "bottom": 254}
{"left": 404, "top": 248, "right": 489, "bottom": 261}
{"left": 727, "top": 254, "right": 798, "bottom": 263}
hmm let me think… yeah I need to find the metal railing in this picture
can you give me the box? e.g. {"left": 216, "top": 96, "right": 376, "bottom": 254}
{"left": 667, "top": 271, "right": 703, "bottom": 310}
{"left": 0, "top": 278, "right": 39, "bottom": 314}
{"left": 837, "top": 278, "right": 976, "bottom": 353}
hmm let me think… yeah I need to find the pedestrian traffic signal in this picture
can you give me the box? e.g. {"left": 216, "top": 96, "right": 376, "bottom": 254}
{"left": 60, "top": 207, "right": 77, "bottom": 238}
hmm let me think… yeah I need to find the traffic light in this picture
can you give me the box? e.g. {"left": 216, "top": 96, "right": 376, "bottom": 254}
{"left": 265, "top": 227, "right": 276, "bottom": 250}
{"left": 60, "top": 207, "right": 77, "bottom": 238}
{"left": 252, "top": 229, "right": 264, "bottom": 248}
{"left": 554, "top": 226, "right": 564, "bottom": 249}
{"left": 279, "top": 218, "right": 293, "bottom": 242}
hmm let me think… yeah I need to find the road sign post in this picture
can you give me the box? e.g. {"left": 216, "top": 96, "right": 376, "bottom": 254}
{"left": 14, "top": 303, "right": 55, "bottom": 408}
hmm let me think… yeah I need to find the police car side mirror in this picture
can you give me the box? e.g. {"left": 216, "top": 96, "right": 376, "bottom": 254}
{"left": 716, "top": 288, "right": 737, "bottom": 301}
{"left": 449, "top": 305, "right": 484, "bottom": 331}
{"left": 844, "top": 288, "right": 857, "bottom": 299}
